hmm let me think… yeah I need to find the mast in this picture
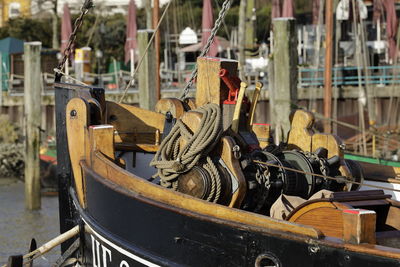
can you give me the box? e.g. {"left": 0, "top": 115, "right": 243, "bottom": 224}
{"left": 323, "top": 0, "right": 333, "bottom": 133}
{"left": 153, "top": 0, "right": 161, "bottom": 100}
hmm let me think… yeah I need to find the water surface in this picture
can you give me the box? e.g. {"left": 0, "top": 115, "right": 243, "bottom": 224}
{"left": 0, "top": 178, "right": 60, "bottom": 266}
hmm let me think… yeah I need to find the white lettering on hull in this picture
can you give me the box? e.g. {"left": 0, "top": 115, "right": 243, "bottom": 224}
{"left": 85, "top": 219, "right": 160, "bottom": 267}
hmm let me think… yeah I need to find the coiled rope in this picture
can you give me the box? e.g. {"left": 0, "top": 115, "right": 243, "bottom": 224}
{"left": 150, "top": 103, "right": 223, "bottom": 202}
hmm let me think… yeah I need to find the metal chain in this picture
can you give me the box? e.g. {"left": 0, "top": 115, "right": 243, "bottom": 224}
{"left": 299, "top": 150, "right": 329, "bottom": 176}
{"left": 179, "top": 0, "right": 233, "bottom": 100}
{"left": 55, "top": 0, "right": 94, "bottom": 73}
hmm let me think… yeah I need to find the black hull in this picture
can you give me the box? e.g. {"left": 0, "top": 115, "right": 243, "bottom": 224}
{"left": 74, "top": 164, "right": 400, "bottom": 267}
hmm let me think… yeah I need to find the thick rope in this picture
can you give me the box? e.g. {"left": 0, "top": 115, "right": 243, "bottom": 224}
{"left": 150, "top": 103, "right": 223, "bottom": 202}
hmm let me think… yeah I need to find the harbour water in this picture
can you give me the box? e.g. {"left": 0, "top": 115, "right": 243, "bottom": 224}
{"left": 0, "top": 178, "right": 60, "bottom": 266}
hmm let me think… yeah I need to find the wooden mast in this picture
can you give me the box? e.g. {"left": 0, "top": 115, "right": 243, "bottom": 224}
{"left": 153, "top": 0, "right": 161, "bottom": 100}
{"left": 323, "top": 0, "right": 333, "bottom": 133}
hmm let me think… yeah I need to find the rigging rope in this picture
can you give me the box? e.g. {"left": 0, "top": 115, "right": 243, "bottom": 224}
{"left": 179, "top": 0, "right": 233, "bottom": 100}
{"left": 150, "top": 103, "right": 223, "bottom": 202}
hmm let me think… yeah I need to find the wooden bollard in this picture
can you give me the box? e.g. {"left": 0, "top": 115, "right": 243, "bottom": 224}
{"left": 343, "top": 209, "right": 376, "bottom": 244}
{"left": 24, "top": 41, "right": 42, "bottom": 210}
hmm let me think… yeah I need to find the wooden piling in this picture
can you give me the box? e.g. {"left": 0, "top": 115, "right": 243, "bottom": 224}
{"left": 238, "top": 0, "right": 247, "bottom": 80}
{"left": 0, "top": 53, "right": 2, "bottom": 106}
{"left": 245, "top": 0, "right": 255, "bottom": 49}
{"left": 153, "top": 0, "right": 161, "bottom": 101}
{"left": 323, "top": 0, "right": 333, "bottom": 133}
{"left": 24, "top": 41, "right": 42, "bottom": 210}
{"left": 138, "top": 30, "right": 157, "bottom": 110}
{"left": 144, "top": 0, "right": 152, "bottom": 29}
{"left": 272, "top": 18, "right": 298, "bottom": 142}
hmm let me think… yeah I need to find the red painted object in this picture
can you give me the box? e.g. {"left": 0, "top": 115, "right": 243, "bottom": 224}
{"left": 219, "top": 69, "right": 244, "bottom": 105}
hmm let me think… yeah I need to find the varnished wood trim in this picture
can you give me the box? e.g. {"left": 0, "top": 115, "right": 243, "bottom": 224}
{"left": 218, "top": 137, "right": 247, "bottom": 208}
{"left": 66, "top": 98, "right": 89, "bottom": 207}
{"left": 115, "top": 142, "right": 159, "bottom": 153}
{"left": 287, "top": 201, "right": 350, "bottom": 222}
{"left": 89, "top": 151, "right": 323, "bottom": 239}
{"left": 106, "top": 101, "right": 165, "bottom": 145}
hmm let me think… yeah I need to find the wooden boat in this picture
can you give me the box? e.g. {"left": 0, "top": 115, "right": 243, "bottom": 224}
{"left": 56, "top": 57, "right": 400, "bottom": 266}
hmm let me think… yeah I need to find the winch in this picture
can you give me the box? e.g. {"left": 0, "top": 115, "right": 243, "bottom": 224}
{"left": 150, "top": 57, "right": 362, "bottom": 214}
{"left": 240, "top": 146, "right": 347, "bottom": 215}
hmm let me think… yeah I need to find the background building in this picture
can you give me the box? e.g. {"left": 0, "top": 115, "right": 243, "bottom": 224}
{"left": 0, "top": 0, "right": 31, "bottom": 26}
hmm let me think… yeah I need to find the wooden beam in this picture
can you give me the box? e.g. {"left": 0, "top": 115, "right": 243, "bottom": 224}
{"left": 24, "top": 41, "right": 42, "bottom": 210}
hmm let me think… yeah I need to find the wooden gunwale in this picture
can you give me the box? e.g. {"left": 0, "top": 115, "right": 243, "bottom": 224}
{"left": 89, "top": 151, "right": 322, "bottom": 239}
{"left": 84, "top": 152, "right": 400, "bottom": 259}
{"left": 81, "top": 161, "right": 315, "bottom": 243}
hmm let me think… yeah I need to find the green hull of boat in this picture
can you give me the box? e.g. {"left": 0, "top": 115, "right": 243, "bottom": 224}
{"left": 344, "top": 153, "right": 400, "bottom": 167}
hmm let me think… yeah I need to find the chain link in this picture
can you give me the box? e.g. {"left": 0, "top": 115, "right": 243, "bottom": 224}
{"left": 299, "top": 150, "right": 329, "bottom": 176}
{"left": 56, "top": 0, "right": 94, "bottom": 73}
{"left": 179, "top": 0, "right": 233, "bottom": 100}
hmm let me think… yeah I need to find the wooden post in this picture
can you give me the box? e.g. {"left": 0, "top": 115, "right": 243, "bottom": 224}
{"left": 323, "top": 0, "right": 333, "bottom": 133}
{"left": 24, "top": 41, "right": 42, "bottom": 210}
{"left": 153, "top": 0, "right": 161, "bottom": 100}
{"left": 138, "top": 30, "right": 157, "bottom": 110}
{"left": 144, "top": 0, "right": 152, "bottom": 29}
{"left": 196, "top": 57, "right": 238, "bottom": 107}
{"left": 268, "top": 56, "right": 275, "bottom": 142}
{"left": 245, "top": 0, "right": 255, "bottom": 49}
{"left": 238, "top": 0, "right": 247, "bottom": 80}
{"left": 272, "top": 18, "right": 298, "bottom": 142}
{"left": 343, "top": 209, "right": 376, "bottom": 244}
{"left": 113, "top": 58, "right": 119, "bottom": 90}
{"left": 0, "top": 52, "right": 2, "bottom": 106}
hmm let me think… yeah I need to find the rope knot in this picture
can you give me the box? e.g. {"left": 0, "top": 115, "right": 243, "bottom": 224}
{"left": 171, "top": 161, "right": 185, "bottom": 172}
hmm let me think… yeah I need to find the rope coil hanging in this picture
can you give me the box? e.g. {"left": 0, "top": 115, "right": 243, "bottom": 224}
{"left": 150, "top": 103, "right": 223, "bottom": 202}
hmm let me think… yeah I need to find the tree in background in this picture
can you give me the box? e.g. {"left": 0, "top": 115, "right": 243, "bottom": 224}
{"left": 0, "top": 17, "right": 53, "bottom": 47}
{"left": 31, "top": 0, "right": 59, "bottom": 49}
{"left": 0, "top": 0, "right": 312, "bottom": 70}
